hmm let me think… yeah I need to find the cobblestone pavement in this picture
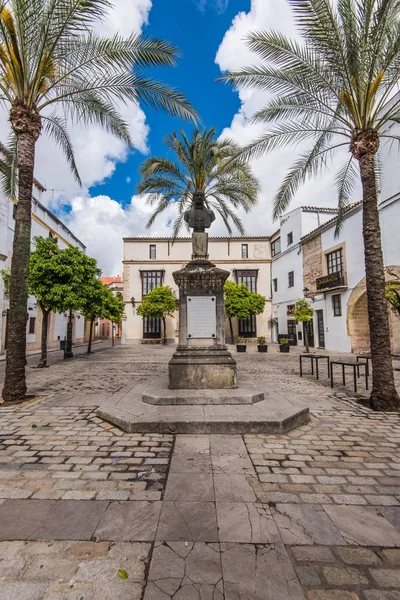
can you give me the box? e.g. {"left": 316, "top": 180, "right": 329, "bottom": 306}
{"left": 0, "top": 344, "right": 400, "bottom": 599}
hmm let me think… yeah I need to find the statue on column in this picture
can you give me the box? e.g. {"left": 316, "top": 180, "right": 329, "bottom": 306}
{"left": 183, "top": 190, "right": 215, "bottom": 259}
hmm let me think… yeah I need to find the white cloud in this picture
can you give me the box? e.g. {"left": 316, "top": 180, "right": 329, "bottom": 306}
{"left": 60, "top": 194, "right": 177, "bottom": 275}
{"left": 126, "top": 177, "right": 131, "bottom": 184}
{"left": 214, "top": 0, "right": 354, "bottom": 236}
{"left": 193, "top": 0, "right": 229, "bottom": 14}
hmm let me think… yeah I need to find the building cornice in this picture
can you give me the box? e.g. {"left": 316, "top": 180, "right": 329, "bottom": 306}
{"left": 123, "top": 236, "right": 271, "bottom": 242}
{"left": 123, "top": 259, "right": 271, "bottom": 265}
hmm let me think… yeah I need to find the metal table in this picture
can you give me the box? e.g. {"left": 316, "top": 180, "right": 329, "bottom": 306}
{"left": 300, "top": 354, "right": 330, "bottom": 380}
{"left": 330, "top": 360, "right": 368, "bottom": 393}
{"left": 356, "top": 354, "right": 371, "bottom": 377}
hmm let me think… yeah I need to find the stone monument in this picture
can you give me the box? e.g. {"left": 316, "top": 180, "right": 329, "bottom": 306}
{"left": 168, "top": 190, "right": 237, "bottom": 389}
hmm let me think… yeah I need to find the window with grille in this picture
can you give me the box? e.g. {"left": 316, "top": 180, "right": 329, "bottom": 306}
{"left": 271, "top": 237, "right": 281, "bottom": 257}
{"left": 287, "top": 231, "right": 293, "bottom": 245}
{"left": 149, "top": 244, "right": 156, "bottom": 259}
{"left": 28, "top": 317, "right": 36, "bottom": 334}
{"left": 288, "top": 271, "right": 294, "bottom": 287}
{"left": 273, "top": 278, "right": 278, "bottom": 293}
{"left": 236, "top": 270, "right": 258, "bottom": 292}
{"left": 327, "top": 248, "right": 343, "bottom": 277}
{"left": 141, "top": 270, "right": 163, "bottom": 297}
{"left": 241, "top": 244, "right": 248, "bottom": 259}
{"left": 332, "top": 294, "right": 342, "bottom": 317}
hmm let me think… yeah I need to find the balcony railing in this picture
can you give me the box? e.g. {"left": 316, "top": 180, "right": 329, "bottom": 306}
{"left": 316, "top": 271, "right": 346, "bottom": 291}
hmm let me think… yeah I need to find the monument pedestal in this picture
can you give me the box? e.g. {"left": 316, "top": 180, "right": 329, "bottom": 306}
{"left": 169, "top": 255, "right": 237, "bottom": 390}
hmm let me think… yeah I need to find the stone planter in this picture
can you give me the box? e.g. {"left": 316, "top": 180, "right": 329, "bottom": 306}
{"left": 279, "top": 344, "right": 290, "bottom": 353}
{"left": 257, "top": 345, "right": 268, "bottom": 353}
{"left": 236, "top": 344, "right": 247, "bottom": 353}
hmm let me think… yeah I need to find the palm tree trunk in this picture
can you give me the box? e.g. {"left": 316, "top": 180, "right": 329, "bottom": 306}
{"left": 37, "top": 304, "right": 49, "bottom": 368}
{"left": 2, "top": 115, "right": 39, "bottom": 402}
{"left": 87, "top": 317, "right": 94, "bottom": 354}
{"left": 229, "top": 317, "right": 234, "bottom": 344}
{"left": 358, "top": 151, "right": 400, "bottom": 410}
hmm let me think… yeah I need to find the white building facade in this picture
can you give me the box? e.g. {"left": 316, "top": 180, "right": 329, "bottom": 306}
{"left": 123, "top": 236, "right": 272, "bottom": 345}
{"left": 0, "top": 181, "right": 86, "bottom": 355}
{"left": 270, "top": 207, "right": 339, "bottom": 344}
{"left": 301, "top": 195, "right": 400, "bottom": 354}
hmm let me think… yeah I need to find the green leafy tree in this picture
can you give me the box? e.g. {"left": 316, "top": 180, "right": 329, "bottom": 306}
{"left": 137, "top": 127, "right": 259, "bottom": 237}
{"left": 293, "top": 298, "right": 314, "bottom": 353}
{"left": 0, "top": 267, "right": 10, "bottom": 296}
{"left": 224, "top": 280, "right": 266, "bottom": 343}
{"left": 29, "top": 237, "right": 100, "bottom": 367}
{"left": 0, "top": 0, "right": 197, "bottom": 403}
{"left": 221, "top": 0, "right": 400, "bottom": 411}
{"left": 385, "top": 269, "right": 400, "bottom": 316}
{"left": 106, "top": 290, "right": 125, "bottom": 347}
{"left": 136, "top": 285, "right": 176, "bottom": 344}
{"left": 81, "top": 282, "right": 124, "bottom": 353}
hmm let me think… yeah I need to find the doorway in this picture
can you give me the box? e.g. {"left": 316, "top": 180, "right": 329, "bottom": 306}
{"left": 239, "top": 315, "right": 257, "bottom": 338}
{"left": 303, "top": 320, "right": 314, "bottom": 348}
{"left": 316, "top": 310, "right": 325, "bottom": 348}
{"left": 287, "top": 320, "right": 297, "bottom": 345}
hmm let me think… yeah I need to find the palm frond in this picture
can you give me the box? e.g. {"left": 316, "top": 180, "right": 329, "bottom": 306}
{"left": 41, "top": 112, "right": 81, "bottom": 184}
{"left": 334, "top": 156, "right": 359, "bottom": 235}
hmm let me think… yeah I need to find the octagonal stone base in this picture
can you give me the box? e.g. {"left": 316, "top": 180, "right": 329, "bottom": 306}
{"left": 143, "top": 377, "right": 264, "bottom": 405}
{"left": 97, "top": 377, "right": 310, "bottom": 434}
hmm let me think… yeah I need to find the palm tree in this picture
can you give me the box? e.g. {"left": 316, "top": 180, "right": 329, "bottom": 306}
{"left": 0, "top": 0, "right": 197, "bottom": 403}
{"left": 137, "top": 127, "right": 259, "bottom": 237}
{"left": 221, "top": 0, "right": 400, "bottom": 411}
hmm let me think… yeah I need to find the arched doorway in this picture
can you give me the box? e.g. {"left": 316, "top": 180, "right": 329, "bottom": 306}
{"left": 347, "top": 266, "right": 400, "bottom": 353}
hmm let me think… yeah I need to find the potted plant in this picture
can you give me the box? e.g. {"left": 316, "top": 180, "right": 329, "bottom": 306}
{"left": 279, "top": 337, "right": 290, "bottom": 353}
{"left": 236, "top": 336, "right": 247, "bottom": 352}
{"left": 257, "top": 336, "right": 268, "bottom": 353}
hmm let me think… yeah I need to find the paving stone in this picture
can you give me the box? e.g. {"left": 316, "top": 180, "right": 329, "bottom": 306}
{"left": 144, "top": 542, "right": 222, "bottom": 600}
{"left": 370, "top": 568, "right": 400, "bottom": 587}
{"left": 156, "top": 502, "right": 218, "bottom": 542}
{"left": 95, "top": 501, "right": 161, "bottom": 541}
{"left": 364, "top": 592, "right": 400, "bottom": 599}
{"left": 164, "top": 472, "right": 214, "bottom": 502}
{"left": 66, "top": 541, "right": 110, "bottom": 558}
{"left": 220, "top": 542, "right": 305, "bottom": 599}
{"left": 335, "top": 547, "right": 381, "bottom": 565}
{"left": 22, "top": 557, "right": 79, "bottom": 581}
{"left": 0, "top": 499, "right": 56, "bottom": 540}
{"left": 0, "top": 582, "right": 47, "bottom": 600}
{"left": 31, "top": 500, "right": 108, "bottom": 540}
{"left": 216, "top": 502, "right": 281, "bottom": 543}
{"left": 213, "top": 473, "right": 257, "bottom": 503}
{"left": 322, "top": 566, "right": 369, "bottom": 585}
{"left": 307, "top": 592, "right": 359, "bottom": 600}
{"left": 383, "top": 549, "right": 400, "bottom": 564}
{"left": 324, "top": 505, "right": 400, "bottom": 546}
{"left": 291, "top": 546, "right": 336, "bottom": 562}
{"left": 295, "top": 566, "right": 322, "bottom": 587}
{"left": 273, "top": 504, "right": 346, "bottom": 545}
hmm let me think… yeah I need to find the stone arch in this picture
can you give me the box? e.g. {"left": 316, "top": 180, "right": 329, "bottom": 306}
{"left": 347, "top": 265, "right": 400, "bottom": 353}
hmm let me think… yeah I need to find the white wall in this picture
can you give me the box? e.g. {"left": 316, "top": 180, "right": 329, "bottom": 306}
{"left": 124, "top": 237, "right": 272, "bottom": 344}
{"left": 271, "top": 207, "right": 338, "bottom": 343}
{"left": 309, "top": 195, "right": 400, "bottom": 352}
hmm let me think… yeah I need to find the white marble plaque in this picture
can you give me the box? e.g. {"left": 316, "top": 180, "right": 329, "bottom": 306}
{"left": 187, "top": 296, "right": 216, "bottom": 339}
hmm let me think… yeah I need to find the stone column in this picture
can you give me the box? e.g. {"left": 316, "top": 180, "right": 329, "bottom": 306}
{"left": 121, "top": 313, "right": 127, "bottom": 345}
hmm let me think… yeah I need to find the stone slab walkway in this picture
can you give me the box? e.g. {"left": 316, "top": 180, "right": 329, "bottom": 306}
{"left": 0, "top": 344, "right": 400, "bottom": 598}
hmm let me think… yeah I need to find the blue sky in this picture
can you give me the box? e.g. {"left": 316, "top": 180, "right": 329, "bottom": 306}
{"left": 89, "top": 0, "right": 249, "bottom": 206}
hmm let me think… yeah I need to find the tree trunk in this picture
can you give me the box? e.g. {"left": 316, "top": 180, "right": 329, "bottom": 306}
{"left": 304, "top": 323, "right": 310, "bottom": 354}
{"left": 2, "top": 105, "right": 41, "bottom": 402}
{"left": 358, "top": 151, "right": 400, "bottom": 410}
{"left": 37, "top": 304, "right": 49, "bottom": 368}
{"left": 87, "top": 317, "right": 94, "bottom": 354}
{"left": 229, "top": 317, "right": 234, "bottom": 344}
{"left": 163, "top": 317, "right": 167, "bottom": 345}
